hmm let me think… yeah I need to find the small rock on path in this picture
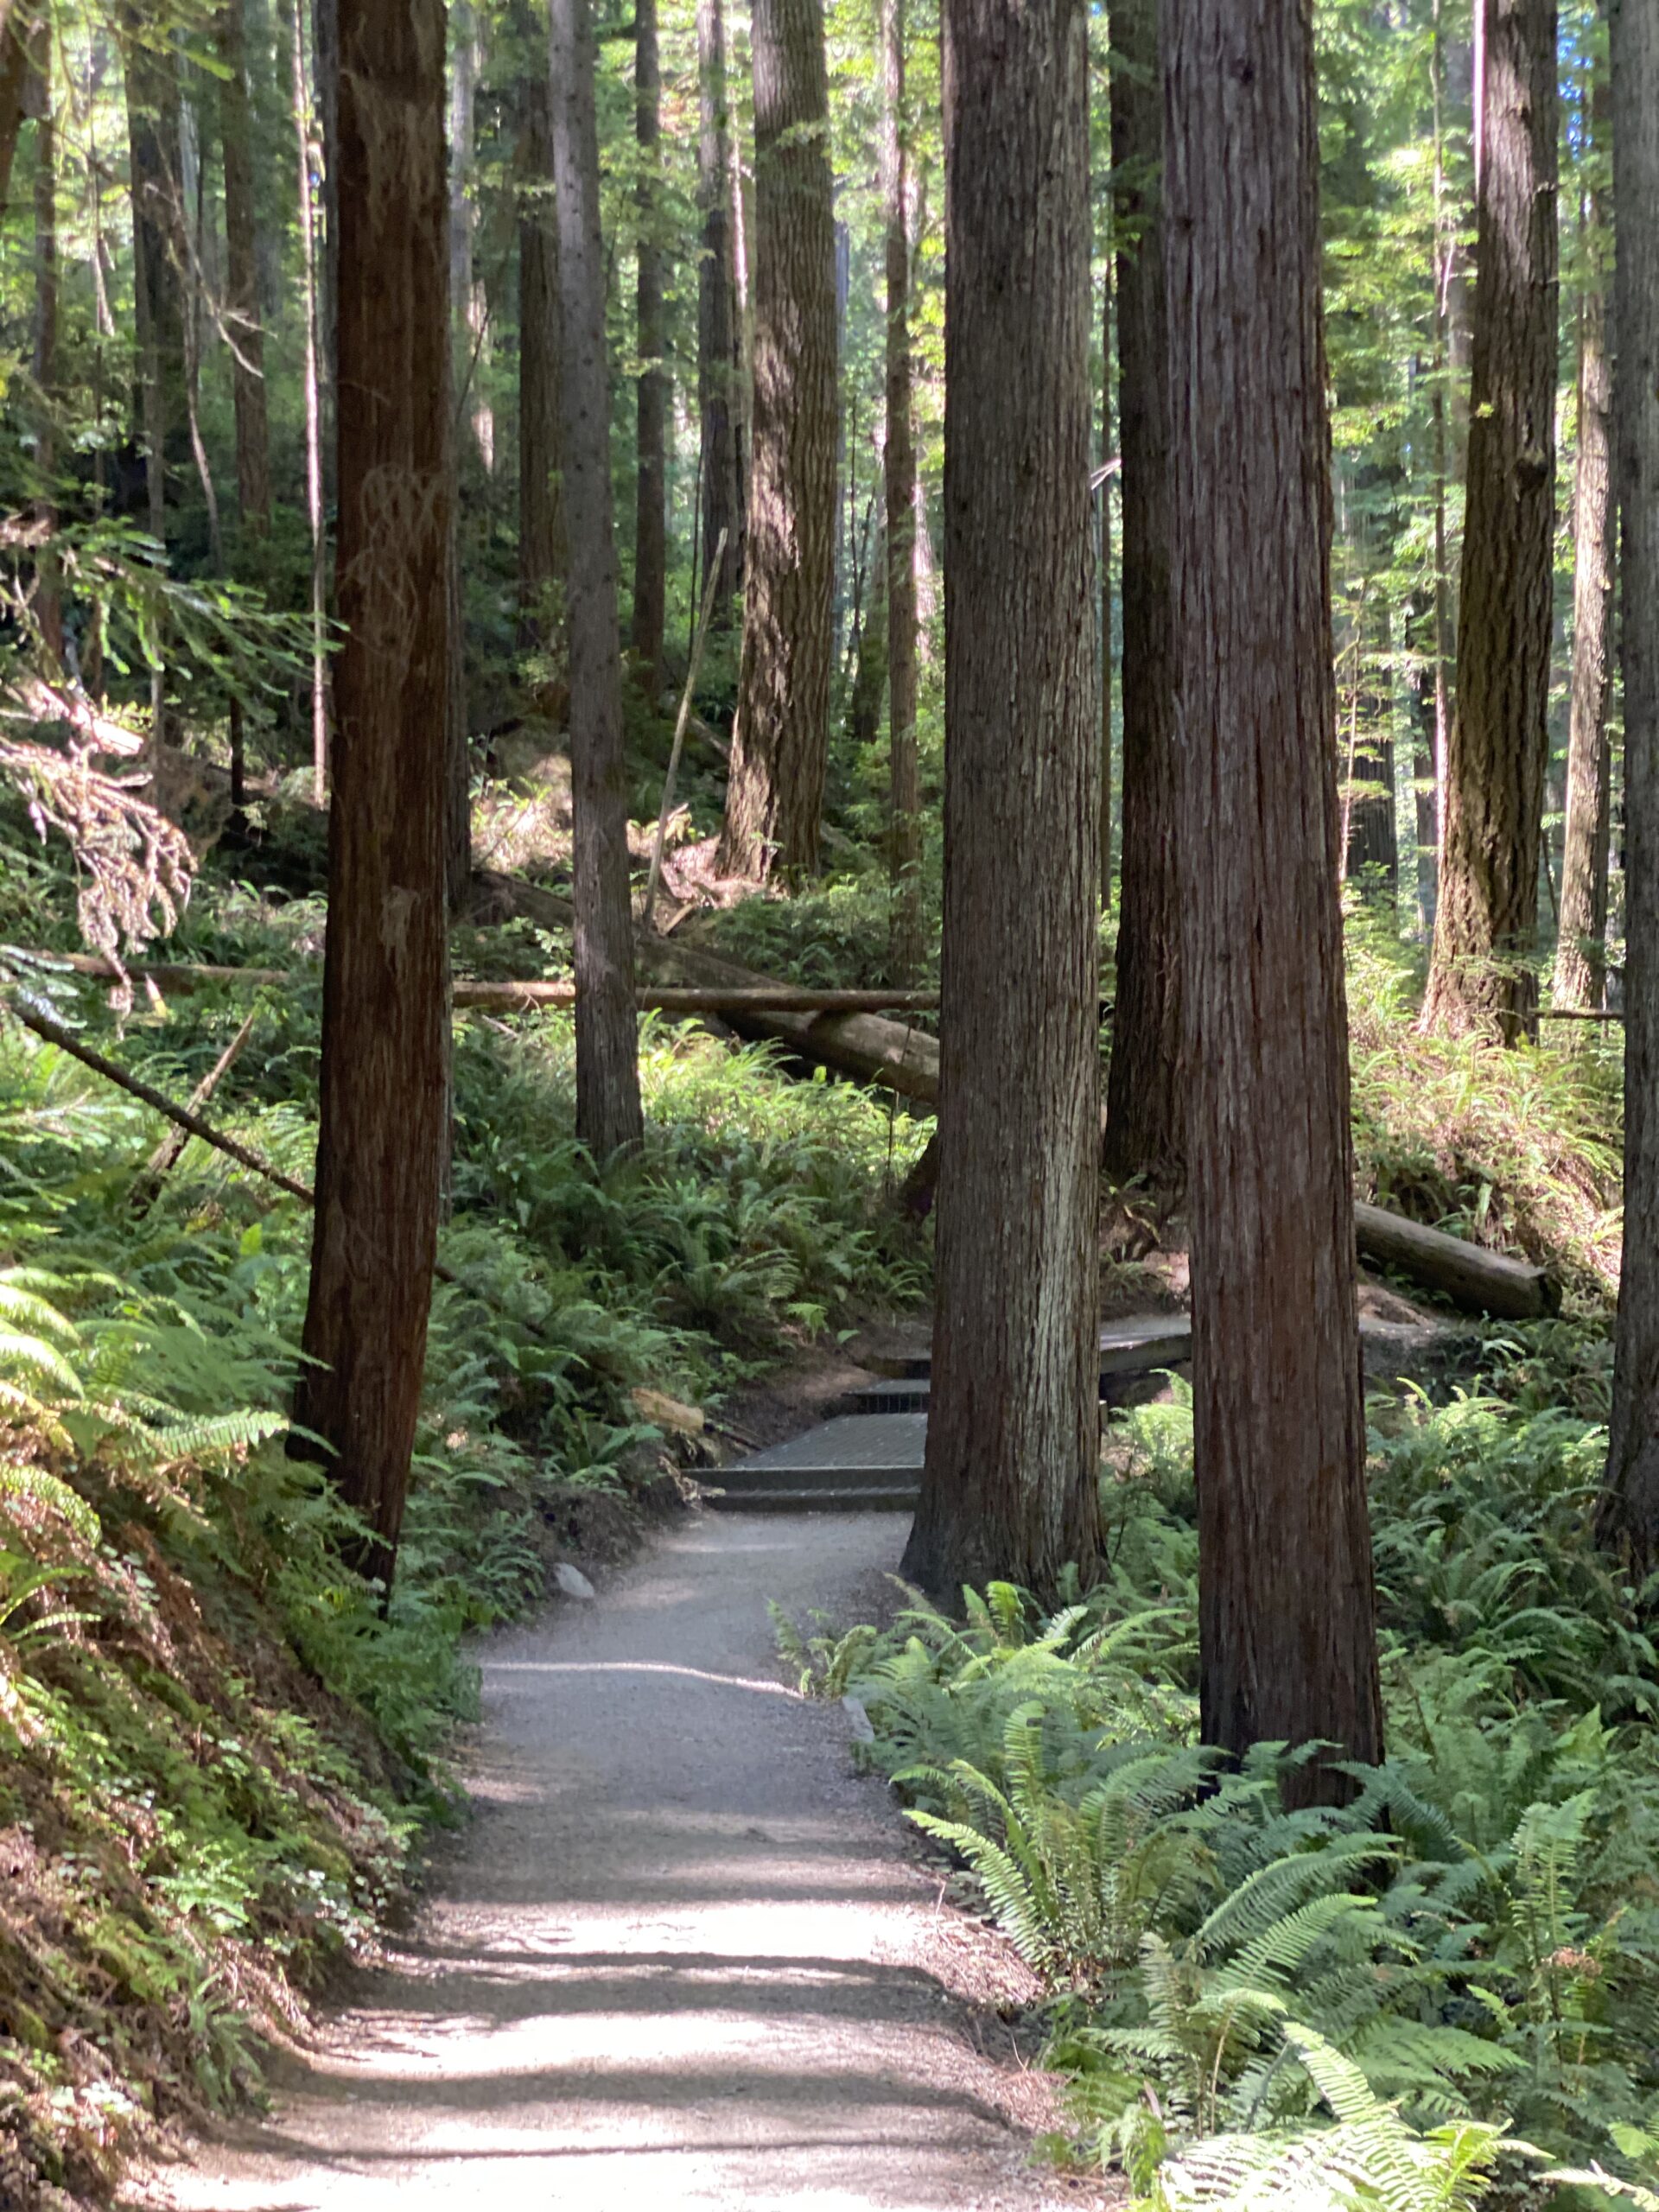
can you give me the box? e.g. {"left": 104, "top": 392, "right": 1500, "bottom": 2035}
{"left": 130, "top": 1513, "right": 1095, "bottom": 2211}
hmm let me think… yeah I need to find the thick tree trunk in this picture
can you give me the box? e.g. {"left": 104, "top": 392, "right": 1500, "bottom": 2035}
{"left": 715, "top": 0, "right": 837, "bottom": 880}
{"left": 1422, "top": 0, "right": 1558, "bottom": 1040}
{"left": 1600, "top": 0, "right": 1659, "bottom": 1570}
{"left": 899, "top": 0, "right": 1101, "bottom": 1601}
{"left": 293, "top": 0, "right": 452, "bottom": 1590}
{"left": 219, "top": 0, "right": 271, "bottom": 535}
{"left": 697, "top": 0, "right": 744, "bottom": 617}
{"left": 1555, "top": 54, "right": 1614, "bottom": 1013}
{"left": 881, "top": 0, "right": 921, "bottom": 983}
{"left": 1164, "top": 0, "right": 1382, "bottom": 1790}
{"left": 517, "top": 65, "right": 565, "bottom": 676}
{"left": 631, "top": 0, "right": 667, "bottom": 686}
{"left": 550, "top": 0, "right": 645, "bottom": 1157}
{"left": 1102, "top": 0, "right": 1181, "bottom": 1191}
{"left": 29, "top": 13, "right": 60, "bottom": 669}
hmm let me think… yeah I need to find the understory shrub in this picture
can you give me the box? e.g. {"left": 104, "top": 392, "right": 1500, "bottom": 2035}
{"left": 782, "top": 1383, "right": 1659, "bottom": 2210}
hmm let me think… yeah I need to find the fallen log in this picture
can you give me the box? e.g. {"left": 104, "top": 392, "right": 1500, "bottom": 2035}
{"left": 3, "top": 994, "right": 315, "bottom": 1204}
{"left": 24, "top": 881, "right": 1573, "bottom": 1325}
{"left": 454, "top": 980, "right": 940, "bottom": 1014}
{"left": 898, "top": 1133, "right": 1560, "bottom": 1322}
{"left": 469, "top": 869, "right": 943, "bottom": 1104}
{"left": 13, "top": 946, "right": 940, "bottom": 1020}
{"left": 11, "top": 950, "right": 290, "bottom": 990}
{"left": 1351, "top": 1200, "right": 1560, "bottom": 1320}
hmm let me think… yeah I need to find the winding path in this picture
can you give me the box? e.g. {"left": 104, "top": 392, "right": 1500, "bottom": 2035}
{"left": 134, "top": 1513, "right": 1081, "bottom": 2211}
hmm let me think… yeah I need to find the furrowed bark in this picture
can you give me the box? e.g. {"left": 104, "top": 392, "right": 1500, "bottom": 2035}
{"left": 697, "top": 0, "right": 744, "bottom": 615}
{"left": 1165, "top": 0, "right": 1382, "bottom": 1791}
{"left": 1103, "top": 0, "right": 1182, "bottom": 1190}
{"left": 901, "top": 0, "right": 1102, "bottom": 1601}
{"left": 550, "top": 0, "right": 645, "bottom": 1156}
{"left": 1555, "top": 37, "right": 1614, "bottom": 1014}
{"left": 716, "top": 0, "right": 837, "bottom": 880}
{"left": 632, "top": 0, "right": 667, "bottom": 686}
{"left": 1423, "top": 0, "right": 1559, "bottom": 1039}
{"left": 1600, "top": 0, "right": 1659, "bottom": 1570}
{"left": 881, "top": 0, "right": 921, "bottom": 982}
{"left": 292, "top": 0, "right": 453, "bottom": 1589}
{"left": 517, "top": 60, "right": 566, "bottom": 683}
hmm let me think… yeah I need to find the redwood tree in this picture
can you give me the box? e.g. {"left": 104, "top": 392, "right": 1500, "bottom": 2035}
{"left": 1422, "top": 0, "right": 1559, "bottom": 1039}
{"left": 632, "top": 0, "right": 667, "bottom": 685}
{"left": 517, "top": 61, "right": 564, "bottom": 671}
{"left": 1599, "top": 0, "right": 1659, "bottom": 1569}
{"left": 880, "top": 0, "right": 920, "bottom": 982}
{"left": 696, "top": 0, "right": 744, "bottom": 615}
{"left": 900, "top": 0, "right": 1101, "bottom": 1601}
{"left": 293, "top": 0, "right": 452, "bottom": 1590}
{"left": 1164, "top": 0, "right": 1382, "bottom": 1787}
{"left": 1555, "top": 37, "right": 1614, "bottom": 1014}
{"left": 715, "top": 0, "right": 836, "bottom": 880}
{"left": 1101, "top": 0, "right": 1181, "bottom": 1190}
{"left": 551, "top": 0, "right": 645, "bottom": 1156}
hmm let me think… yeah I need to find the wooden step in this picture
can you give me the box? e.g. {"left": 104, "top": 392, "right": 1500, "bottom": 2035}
{"left": 709, "top": 1414, "right": 925, "bottom": 1513}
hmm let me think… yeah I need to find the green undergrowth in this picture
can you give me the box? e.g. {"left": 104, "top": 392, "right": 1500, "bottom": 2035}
{"left": 0, "top": 832, "right": 931, "bottom": 2204}
{"left": 700, "top": 876, "right": 1624, "bottom": 1312}
{"left": 1345, "top": 917, "right": 1622, "bottom": 1305}
{"left": 779, "top": 1370, "right": 1659, "bottom": 2211}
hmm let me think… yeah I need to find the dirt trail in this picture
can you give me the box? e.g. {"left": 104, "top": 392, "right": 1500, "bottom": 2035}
{"left": 131, "top": 1513, "right": 1084, "bottom": 2212}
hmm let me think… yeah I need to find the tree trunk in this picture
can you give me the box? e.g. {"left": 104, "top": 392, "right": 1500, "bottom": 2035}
{"left": 550, "top": 0, "right": 645, "bottom": 1158}
{"left": 1422, "top": 0, "right": 1558, "bottom": 1040}
{"left": 29, "top": 11, "right": 60, "bottom": 669}
{"left": 881, "top": 0, "right": 921, "bottom": 983}
{"left": 291, "top": 0, "right": 327, "bottom": 804}
{"left": 715, "top": 0, "right": 837, "bottom": 881}
{"left": 899, "top": 0, "right": 1101, "bottom": 1602}
{"left": 1099, "top": 265, "right": 1113, "bottom": 895}
{"left": 847, "top": 520, "right": 887, "bottom": 751}
{"left": 449, "top": 2, "right": 493, "bottom": 474}
{"left": 1599, "top": 0, "right": 1659, "bottom": 1570}
{"left": 124, "top": 11, "right": 188, "bottom": 541}
{"left": 1102, "top": 0, "right": 1181, "bottom": 1191}
{"left": 1164, "top": 0, "right": 1382, "bottom": 1792}
{"left": 219, "top": 0, "right": 271, "bottom": 535}
{"left": 445, "top": 407, "right": 471, "bottom": 915}
{"left": 517, "top": 66, "right": 565, "bottom": 679}
{"left": 292, "top": 0, "right": 452, "bottom": 1591}
{"left": 0, "top": 3, "right": 40, "bottom": 217}
{"left": 697, "top": 0, "right": 744, "bottom": 617}
{"left": 1343, "top": 569, "right": 1398, "bottom": 894}
{"left": 1554, "top": 48, "right": 1613, "bottom": 1013}
{"left": 631, "top": 0, "right": 667, "bottom": 686}
{"left": 312, "top": 0, "right": 338, "bottom": 493}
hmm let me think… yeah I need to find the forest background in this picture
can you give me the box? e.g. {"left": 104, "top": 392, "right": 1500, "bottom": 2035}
{"left": 0, "top": 1, "right": 1655, "bottom": 2210}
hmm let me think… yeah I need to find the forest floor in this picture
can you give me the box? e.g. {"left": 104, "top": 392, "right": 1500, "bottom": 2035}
{"left": 123, "top": 1510, "right": 1106, "bottom": 2212}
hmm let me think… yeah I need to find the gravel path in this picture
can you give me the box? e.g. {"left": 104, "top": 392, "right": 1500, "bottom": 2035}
{"left": 132, "top": 1512, "right": 1084, "bottom": 2211}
